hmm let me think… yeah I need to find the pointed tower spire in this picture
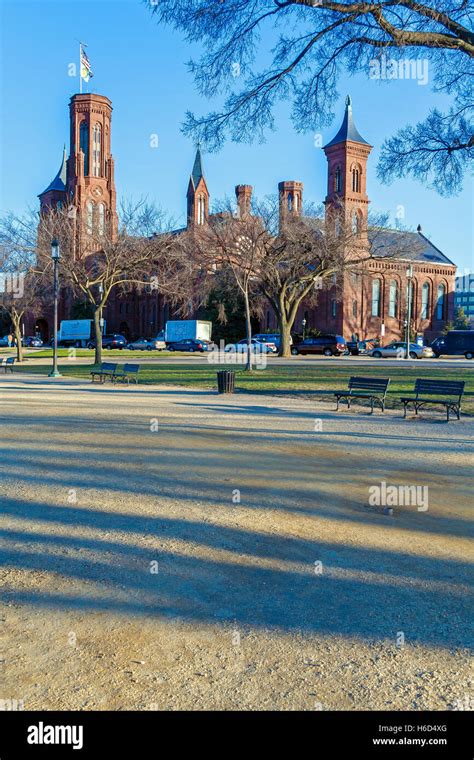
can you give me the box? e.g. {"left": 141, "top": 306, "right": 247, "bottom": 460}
{"left": 190, "top": 144, "right": 205, "bottom": 189}
{"left": 38, "top": 145, "right": 68, "bottom": 197}
{"left": 322, "top": 95, "right": 372, "bottom": 240}
{"left": 187, "top": 145, "right": 209, "bottom": 226}
{"left": 324, "top": 95, "right": 369, "bottom": 148}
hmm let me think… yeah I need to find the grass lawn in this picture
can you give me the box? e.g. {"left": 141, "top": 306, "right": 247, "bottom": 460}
{"left": 10, "top": 357, "right": 474, "bottom": 413}
{"left": 16, "top": 348, "right": 176, "bottom": 360}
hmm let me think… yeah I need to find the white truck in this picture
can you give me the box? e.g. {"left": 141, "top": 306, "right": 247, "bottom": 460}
{"left": 163, "top": 320, "right": 212, "bottom": 344}
{"left": 57, "top": 319, "right": 105, "bottom": 348}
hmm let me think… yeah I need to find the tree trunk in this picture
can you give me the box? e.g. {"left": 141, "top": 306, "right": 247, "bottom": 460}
{"left": 93, "top": 308, "right": 103, "bottom": 365}
{"left": 12, "top": 317, "right": 23, "bottom": 363}
{"left": 278, "top": 316, "right": 292, "bottom": 358}
{"left": 243, "top": 288, "right": 253, "bottom": 372}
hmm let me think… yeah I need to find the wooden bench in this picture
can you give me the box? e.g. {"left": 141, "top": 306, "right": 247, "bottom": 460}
{"left": 334, "top": 376, "right": 390, "bottom": 414}
{"left": 90, "top": 362, "right": 118, "bottom": 384}
{"left": 114, "top": 363, "right": 140, "bottom": 385}
{"left": 2, "top": 357, "right": 16, "bottom": 373}
{"left": 400, "top": 379, "right": 465, "bottom": 421}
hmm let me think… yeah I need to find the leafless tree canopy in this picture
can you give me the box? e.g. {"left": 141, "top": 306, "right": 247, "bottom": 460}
{"left": 146, "top": 0, "right": 473, "bottom": 195}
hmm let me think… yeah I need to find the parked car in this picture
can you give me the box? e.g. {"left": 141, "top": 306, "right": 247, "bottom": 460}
{"left": 253, "top": 333, "right": 292, "bottom": 348}
{"left": 346, "top": 338, "right": 379, "bottom": 356}
{"left": 225, "top": 338, "right": 278, "bottom": 354}
{"left": 369, "top": 341, "right": 433, "bottom": 359}
{"left": 0, "top": 336, "right": 11, "bottom": 347}
{"left": 431, "top": 330, "right": 474, "bottom": 360}
{"left": 23, "top": 336, "right": 44, "bottom": 347}
{"left": 167, "top": 338, "right": 210, "bottom": 352}
{"left": 291, "top": 335, "right": 346, "bottom": 356}
{"left": 87, "top": 334, "right": 127, "bottom": 350}
{"left": 127, "top": 337, "right": 166, "bottom": 351}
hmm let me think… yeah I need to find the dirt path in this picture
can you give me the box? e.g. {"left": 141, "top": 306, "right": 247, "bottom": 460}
{"left": 1, "top": 375, "right": 472, "bottom": 710}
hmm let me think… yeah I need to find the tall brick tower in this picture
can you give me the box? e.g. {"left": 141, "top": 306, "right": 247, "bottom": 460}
{"left": 66, "top": 93, "right": 118, "bottom": 241}
{"left": 323, "top": 95, "right": 372, "bottom": 240}
{"left": 323, "top": 96, "right": 373, "bottom": 338}
{"left": 187, "top": 146, "right": 209, "bottom": 226}
{"left": 40, "top": 93, "right": 118, "bottom": 241}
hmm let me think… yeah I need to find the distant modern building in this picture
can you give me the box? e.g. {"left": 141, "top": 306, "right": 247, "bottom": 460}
{"left": 455, "top": 272, "right": 474, "bottom": 325}
{"left": 30, "top": 92, "right": 456, "bottom": 343}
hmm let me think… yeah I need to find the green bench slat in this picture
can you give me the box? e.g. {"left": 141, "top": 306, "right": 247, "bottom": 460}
{"left": 334, "top": 376, "right": 390, "bottom": 413}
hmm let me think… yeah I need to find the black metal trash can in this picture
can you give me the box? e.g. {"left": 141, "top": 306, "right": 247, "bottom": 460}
{"left": 217, "top": 370, "right": 235, "bottom": 394}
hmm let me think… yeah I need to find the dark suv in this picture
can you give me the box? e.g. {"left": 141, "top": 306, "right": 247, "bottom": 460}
{"left": 87, "top": 334, "right": 127, "bottom": 350}
{"left": 291, "top": 335, "right": 346, "bottom": 356}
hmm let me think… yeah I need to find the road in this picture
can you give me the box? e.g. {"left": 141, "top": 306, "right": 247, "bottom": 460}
{"left": 7, "top": 349, "right": 474, "bottom": 369}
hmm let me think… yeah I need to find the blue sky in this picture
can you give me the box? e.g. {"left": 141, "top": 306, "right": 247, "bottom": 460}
{"left": 0, "top": 0, "right": 472, "bottom": 270}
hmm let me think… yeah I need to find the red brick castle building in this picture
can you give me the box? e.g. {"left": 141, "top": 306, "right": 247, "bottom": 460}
{"left": 33, "top": 92, "right": 455, "bottom": 344}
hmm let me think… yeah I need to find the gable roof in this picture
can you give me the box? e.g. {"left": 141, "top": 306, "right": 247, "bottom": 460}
{"left": 369, "top": 227, "right": 455, "bottom": 266}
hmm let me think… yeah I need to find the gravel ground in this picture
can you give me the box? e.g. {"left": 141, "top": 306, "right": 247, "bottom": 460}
{"left": 1, "top": 374, "right": 473, "bottom": 711}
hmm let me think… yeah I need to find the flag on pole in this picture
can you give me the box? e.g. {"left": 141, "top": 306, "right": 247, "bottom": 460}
{"left": 80, "top": 46, "right": 93, "bottom": 83}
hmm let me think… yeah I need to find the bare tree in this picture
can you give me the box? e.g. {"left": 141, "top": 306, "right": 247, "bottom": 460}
{"left": 253, "top": 198, "right": 420, "bottom": 357}
{"left": 182, "top": 202, "right": 269, "bottom": 370}
{"left": 0, "top": 211, "right": 51, "bottom": 362}
{"left": 146, "top": 0, "right": 473, "bottom": 195}
{"left": 0, "top": 201, "right": 193, "bottom": 366}
{"left": 0, "top": 267, "right": 46, "bottom": 363}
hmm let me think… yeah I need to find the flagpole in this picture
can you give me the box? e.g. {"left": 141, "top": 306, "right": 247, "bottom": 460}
{"left": 79, "top": 42, "right": 82, "bottom": 94}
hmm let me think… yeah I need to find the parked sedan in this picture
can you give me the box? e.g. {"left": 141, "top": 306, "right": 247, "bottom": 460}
{"left": 291, "top": 335, "right": 346, "bottom": 356}
{"left": 225, "top": 338, "right": 278, "bottom": 354}
{"left": 127, "top": 337, "right": 165, "bottom": 351}
{"left": 369, "top": 342, "right": 434, "bottom": 359}
{"left": 167, "top": 338, "right": 210, "bottom": 352}
{"left": 0, "top": 336, "right": 11, "bottom": 347}
{"left": 23, "top": 336, "right": 44, "bottom": 347}
{"left": 87, "top": 334, "right": 128, "bottom": 350}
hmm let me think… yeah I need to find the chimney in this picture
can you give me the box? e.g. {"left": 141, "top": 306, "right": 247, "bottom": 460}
{"left": 278, "top": 181, "right": 303, "bottom": 229}
{"left": 235, "top": 185, "right": 253, "bottom": 218}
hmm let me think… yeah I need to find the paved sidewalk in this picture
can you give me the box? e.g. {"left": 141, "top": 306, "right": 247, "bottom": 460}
{"left": 1, "top": 376, "right": 472, "bottom": 710}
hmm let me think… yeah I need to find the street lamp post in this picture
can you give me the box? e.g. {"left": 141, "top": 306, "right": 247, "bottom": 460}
{"left": 49, "top": 239, "right": 62, "bottom": 378}
{"left": 98, "top": 283, "right": 104, "bottom": 335}
{"left": 302, "top": 318, "right": 307, "bottom": 341}
{"left": 405, "top": 264, "right": 413, "bottom": 360}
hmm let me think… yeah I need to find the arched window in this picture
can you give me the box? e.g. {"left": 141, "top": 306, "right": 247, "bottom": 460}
{"left": 389, "top": 280, "right": 398, "bottom": 318}
{"left": 352, "top": 166, "right": 361, "bottom": 193}
{"left": 335, "top": 217, "right": 342, "bottom": 237}
{"left": 352, "top": 300, "right": 357, "bottom": 318}
{"left": 371, "top": 279, "right": 381, "bottom": 317}
{"left": 331, "top": 299, "right": 337, "bottom": 318}
{"left": 92, "top": 123, "right": 102, "bottom": 177}
{"left": 197, "top": 195, "right": 206, "bottom": 225}
{"left": 437, "top": 284, "right": 445, "bottom": 320}
{"left": 98, "top": 203, "right": 105, "bottom": 236}
{"left": 334, "top": 167, "right": 342, "bottom": 193}
{"left": 287, "top": 193, "right": 293, "bottom": 211}
{"left": 421, "top": 282, "right": 430, "bottom": 320}
{"left": 80, "top": 121, "right": 89, "bottom": 176}
{"left": 351, "top": 210, "right": 362, "bottom": 236}
{"left": 86, "top": 201, "right": 94, "bottom": 235}
{"left": 351, "top": 211, "right": 358, "bottom": 234}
